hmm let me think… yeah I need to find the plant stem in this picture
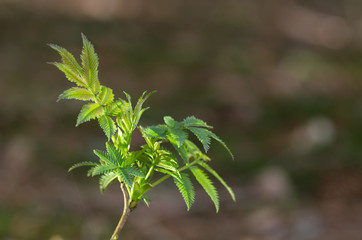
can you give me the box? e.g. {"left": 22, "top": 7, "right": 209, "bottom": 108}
{"left": 149, "top": 160, "right": 200, "bottom": 189}
{"left": 110, "top": 183, "right": 130, "bottom": 240}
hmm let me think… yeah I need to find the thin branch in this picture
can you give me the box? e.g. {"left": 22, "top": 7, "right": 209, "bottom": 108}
{"left": 148, "top": 160, "right": 200, "bottom": 190}
{"left": 110, "top": 183, "right": 130, "bottom": 240}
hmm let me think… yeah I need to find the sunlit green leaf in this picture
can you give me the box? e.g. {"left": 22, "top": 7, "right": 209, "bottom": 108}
{"left": 154, "top": 168, "right": 180, "bottom": 180}
{"left": 94, "top": 149, "right": 116, "bottom": 166}
{"left": 97, "top": 86, "right": 114, "bottom": 105}
{"left": 76, "top": 103, "right": 104, "bottom": 126}
{"left": 157, "top": 161, "right": 178, "bottom": 173}
{"left": 52, "top": 62, "right": 87, "bottom": 87}
{"left": 98, "top": 115, "right": 116, "bottom": 140}
{"left": 187, "top": 127, "right": 211, "bottom": 152}
{"left": 133, "top": 91, "right": 155, "bottom": 126}
{"left": 141, "top": 125, "right": 167, "bottom": 139}
{"left": 191, "top": 167, "right": 219, "bottom": 212}
{"left": 123, "top": 166, "right": 145, "bottom": 178}
{"left": 198, "top": 162, "right": 235, "bottom": 201}
{"left": 208, "top": 132, "right": 234, "bottom": 159}
{"left": 116, "top": 168, "right": 133, "bottom": 187}
{"left": 182, "top": 116, "right": 212, "bottom": 128}
{"left": 91, "top": 165, "right": 118, "bottom": 176}
{"left": 105, "top": 102, "right": 121, "bottom": 116}
{"left": 173, "top": 144, "right": 189, "bottom": 163}
{"left": 81, "top": 33, "right": 100, "bottom": 93}
{"left": 173, "top": 173, "right": 195, "bottom": 211}
{"left": 164, "top": 116, "right": 176, "bottom": 127}
{"left": 184, "top": 140, "right": 210, "bottom": 161}
{"left": 99, "top": 172, "right": 118, "bottom": 193}
{"left": 58, "top": 87, "right": 94, "bottom": 102}
{"left": 167, "top": 128, "right": 188, "bottom": 147}
{"left": 49, "top": 44, "right": 84, "bottom": 77}
{"left": 68, "top": 161, "right": 98, "bottom": 172}
{"left": 106, "top": 142, "right": 122, "bottom": 165}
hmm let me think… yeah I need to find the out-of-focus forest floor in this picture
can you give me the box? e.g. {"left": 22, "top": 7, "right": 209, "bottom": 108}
{"left": 1, "top": 0, "right": 362, "bottom": 239}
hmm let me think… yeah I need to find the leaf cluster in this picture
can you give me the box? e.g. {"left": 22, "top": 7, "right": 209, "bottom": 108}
{"left": 50, "top": 34, "right": 235, "bottom": 212}
{"left": 141, "top": 116, "right": 235, "bottom": 211}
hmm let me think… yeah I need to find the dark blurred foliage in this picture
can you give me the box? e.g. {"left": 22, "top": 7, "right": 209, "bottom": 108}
{"left": 1, "top": 0, "right": 362, "bottom": 239}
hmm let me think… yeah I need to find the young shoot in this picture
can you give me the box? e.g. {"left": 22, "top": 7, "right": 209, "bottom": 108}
{"left": 50, "top": 34, "right": 235, "bottom": 240}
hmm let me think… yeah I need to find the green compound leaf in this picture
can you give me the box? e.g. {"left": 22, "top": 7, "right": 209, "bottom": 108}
{"left": 173, "top": 144, "right": 189, "bottom": 163}
{"left": 99, "top": 172, "right": 118, "bottom": 193}
{"left": 97, "top": 86, "right": 114, "bottom": 105}
{"left": 52, "top": 62, "right": 87, "bottom": 87}
{"left": 207, "top": 131, "right": 234, "bottom": 160}
{"left": 157, "top": 161, "right": 179, "bottom": 176}
{"left": 76, "top": 103, "right": 104, "bottom": 126}
{"left": 116, "top": 168, "right": 133, "bottom": 187}
{"left": 141, "top": 125, "right": 167, "bottom": 139}
{"left": 173, "top": 173, "right": 195, "bottom": 211}
{"left": 94, "top": 149, "right": 116, "bottom": 166}
{"left": 123, "top": 166, "right": 145, "bottom": 178}
{"left": 115, "top": 98, "right": 131, "bottom": 117}
{"left": 187, "top": 127, "right": 233, "bottom": 159}
{"left": 105, "top": 102, "right": 121, "bottom": 116}
{"left": 81, "top": 33, "right": 100, "bottom": 93}
{"left": 122, "top": 149, "right": 141, "bottom": 166}
{"left": 134, "top": 91, "right": 154, "bottom": 116}
{"left": 184, "top": 140, "right": 210, "bottom": 161}
{"left": 57, "top": 87, "right": 95, "bottom": 102}
{"left": 115, "top": 96, "right": 135, "bottom": 133}
{"left": 68, "top": 161, "right": 98, "bottom": 172}
{"left": 167, "top": 127, "right": 188, "bottom": 147}
{"left": 106, "top": 142, "right": 123, "bottom": 165}
{"left": 154, "top": 168, "right": 181, "bottom": 180}
{"left": 49, "top": 44, "right": 84, "bottom": 78}
{"left": 98, "top": 115, "right": 116, "bottom": 140}
{"left": 190, "top": 167, "right": 219, "bottom": 212}
{"left": 164, "top": 116, "right": 176, "bottom": 127}
{"left": 198, "top": 162, "right": 235, "bottom": 201}
{"left": 182, "top": 116, "right": 212, "bottom": 128}
{"left": 133, "top": 91, "right": 154, "bottom": 128}
{"left": 187, "top": 127, "right": 211, "bottom": 152}
{"left": 91, "top": 165, "right": 118, "bottom": 176}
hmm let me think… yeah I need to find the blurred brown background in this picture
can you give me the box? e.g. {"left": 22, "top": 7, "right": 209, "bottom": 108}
{"left": 1, "top": 0, "right": 362, "bottom": 239}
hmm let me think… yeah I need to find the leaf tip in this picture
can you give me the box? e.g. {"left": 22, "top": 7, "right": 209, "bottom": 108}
{"left": 48, "top": 43, "right": 58, "bottom": 50}
{"left": 81, "top": 33, "right": 92, "bottom": 46}
{"left": 81, "top": 32, "right": 87, "bottom": 40}
{"left": 47, "top": 61, "right": 58, "bottom": 66}
{"left": 56, "top": 93, "right": 65, "bottom": 102}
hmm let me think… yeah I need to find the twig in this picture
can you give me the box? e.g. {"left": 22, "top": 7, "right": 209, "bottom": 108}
{"left": 110, "top": 183, "right": 130, "bottom": 240}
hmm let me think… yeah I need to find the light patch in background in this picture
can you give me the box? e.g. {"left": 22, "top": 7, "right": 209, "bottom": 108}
{"left": 78, "top": 0, "right": 121, "bottom": 20}
{"left": 254, "top": 166, "right": 292, "bottom": 201}
{"left": 49, "top": 235, "right": 64, "bottom": 240}
{"left": 277, "top": 3, "right": 352, "bottom": 49}
{"left": 290, "top": 116, "right": 335, "bottom": 154}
